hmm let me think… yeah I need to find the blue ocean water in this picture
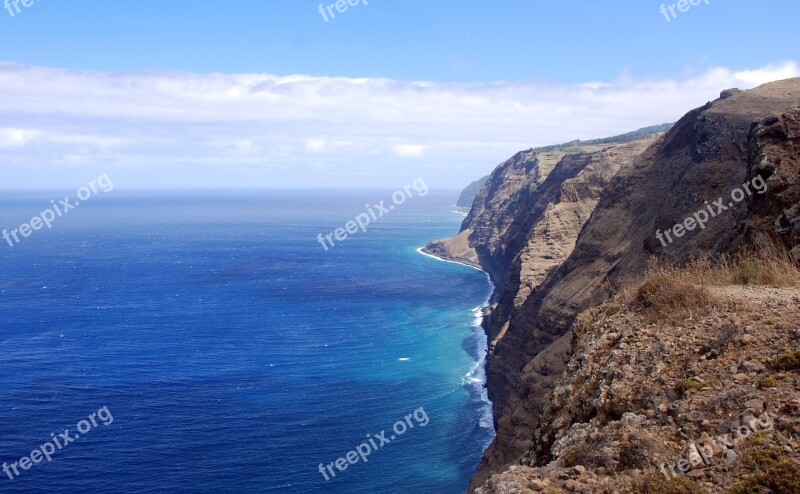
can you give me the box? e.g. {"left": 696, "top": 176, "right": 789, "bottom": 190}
{"left": 0, "top": 191, "right": 494, "bottom": 493}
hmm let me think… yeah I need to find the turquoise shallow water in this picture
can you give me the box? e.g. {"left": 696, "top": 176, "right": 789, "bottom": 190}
{"left": 0, "top": 190, "right": 493, "bottom": 493}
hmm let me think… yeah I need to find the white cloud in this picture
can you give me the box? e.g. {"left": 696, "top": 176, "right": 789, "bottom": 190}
{"left": 230, "top": 140, "right": 256, "bottom": 154}
{"left": 0, "top": 60, "right": 797, "bottom": 188}
{"left": 0, "top": 128, "right": 39, "bottom": 148}
{"left": 394, "top": 145, "right": 425, "bottom": 158}
{"left": 0, "top": 127, "right": 130, "bottom": 149}
{"left": 305, "top": 138, "right": 327, "bottom": 152}
{"left": 731, "top": 62, "right": 800, "bottom": 87}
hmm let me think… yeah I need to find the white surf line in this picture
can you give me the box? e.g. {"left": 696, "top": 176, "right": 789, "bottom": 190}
{"left": 416, "top": 246, "right": 496, "bottom": 437}
{"left": 415, "top": 247, "right": 483, "bottom": 272}
{"left": 415, "top": 247, "right": 492, "bottom": 305}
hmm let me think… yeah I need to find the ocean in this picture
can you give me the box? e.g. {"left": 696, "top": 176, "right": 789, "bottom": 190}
{"left": 0, "top": 190, "right": 494, "bottom": 493}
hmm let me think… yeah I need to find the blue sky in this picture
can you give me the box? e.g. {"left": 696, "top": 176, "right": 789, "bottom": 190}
{"left": 0, "top": 0, "right": 798, "bottom": 189}
{"left": 3, "top": 1, "right": 797, "bottom": 82}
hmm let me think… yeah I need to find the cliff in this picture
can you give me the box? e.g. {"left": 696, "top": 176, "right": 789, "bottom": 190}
{"left": 458, "top": 175, "right": 491, "bottom": 208}
{"left": 428, "top": 78, "right": 800, "bottom": 492}
{"left": 426, "top": 129, "right": 666, "bottom": 486}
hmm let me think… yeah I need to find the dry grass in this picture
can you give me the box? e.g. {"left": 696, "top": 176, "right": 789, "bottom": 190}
{"left": 573, "top": 306, "right": 602, "bottom": 338}
{"left": 687, "top": 243, "right": 800, "bottom": 288}
{"left": 715, "top": 254, "right": 800, "bottom": 287}
{"left": 701, "top": 385, "right": 752, "bottom": 414}
{"left": 616, "top": 433, "right": 654, "bottom": 471}
{"left": 630, "top": 473, "right": 705, "bottom": 494}
{"left": 561, "top": 435, "right": 614, "bottom": 469}
{"left": 622, "top": 245, "right": 798, "bottom": 323}
{"left": 622, "top": 262, "right": 717, "bottom": 323}
{"left": 561, "top": 444, "right": 613, "bottom": 470}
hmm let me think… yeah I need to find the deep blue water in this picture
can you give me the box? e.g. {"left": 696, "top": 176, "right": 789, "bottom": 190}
{"left": 0, "top": 191, "right": 493, "bottom": 493}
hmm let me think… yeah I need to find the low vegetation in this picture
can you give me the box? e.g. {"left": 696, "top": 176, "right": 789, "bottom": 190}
{"left": 675, "top": 380, "right": 703, "bottom": 397}
{"left": 758, "top": 376, "right": 778, "bottom": 389}
{"left": 561, "top": 438, "right": 613, "bottom": 469}
{"left": 769, "top": 349, "right": 800, "bottom": 371}
{"left": 532, "top": 123, "right": 673, "bottom": 153}
{"left": 621, "top": 246, "right": 799, "bottom": 324}
{"left": 617, "top": 434, "right": 651, "bottom": 471}
{"left": 631, "top": 473, "right": 704, "bottom": 494}
{"left": 625, "top": 264, "right": 717, "bottom": 322}
{"left": 731, "top": 444, "right": 800, "bottom": 493}
{"left": 704, "top": 245, "right": 800, "bottom": 287}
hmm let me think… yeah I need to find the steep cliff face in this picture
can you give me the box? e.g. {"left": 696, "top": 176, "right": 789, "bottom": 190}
{"left": 426, "top": 132, "right": 664, "bottom": 486}
{"left": 479, "top": 79, "right": 800, "bottom": 491}
{"left": 429, "top": 78, "right": 800, "bottom": 492}
{"left": 427, "top": 139, "right": 658, "bottom": 286}
{"left": 458, "top": 175, "right": 491, "bottom": 208}
{"left": 465, "top": 138, "right": 662, "bottom": 489}
{"left": 425, "top": 151, "right": 545, "bottom": 272}
{"left": 459, "top": 149, "right": 551, "bottom": 283}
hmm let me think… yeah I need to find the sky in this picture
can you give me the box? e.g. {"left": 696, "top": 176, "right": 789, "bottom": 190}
{"left": 0, "top": 0, "right": 798, "bottom": 190}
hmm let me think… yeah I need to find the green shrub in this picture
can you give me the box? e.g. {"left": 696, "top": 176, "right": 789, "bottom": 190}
{"left": 758, "top": 376, "right": 777, "bottom": 389}
{"left": 770, "top": 349, "right": 800, "bottom": 371}
{"left": 617, "top": 434, "right": 650, "bottom": 471}
{"left": 675, "top": 380, "right": 703, "bottom": 397}
{"left": 735, "top": 260, "right": 765, "bottom": 285}
{"left": 632, "top": 473, "right": 704, "bottom": 494}
{"left": 561, "top": 442, "right": 612, "bottom": 469}
{"left": 732, "top": 445, "right": 800, "bottom": 493}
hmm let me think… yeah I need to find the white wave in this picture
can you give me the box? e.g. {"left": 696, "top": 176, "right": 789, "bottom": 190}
{"left": 418, "top": 247, "right": 495, "bottom": 436}
{"left": 466, "top": 271, "right": 495, "bottom": 436}
{"left": 415, "top": 247, "right": 482, "bottom": 272}
{"left": 463, "top": 299, "right": 495, "bottom": 436}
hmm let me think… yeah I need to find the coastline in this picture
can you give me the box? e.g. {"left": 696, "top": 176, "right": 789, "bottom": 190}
{"left": 416, "top": 245, "right": 483, "bottom": 271}
{"left": 416, "top": 246, "right": 496, "bottom": 440}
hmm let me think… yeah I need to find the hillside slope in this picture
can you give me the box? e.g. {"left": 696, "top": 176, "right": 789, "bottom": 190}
{"left": 476, "top": 279, "right": 800, "bottom": 492}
